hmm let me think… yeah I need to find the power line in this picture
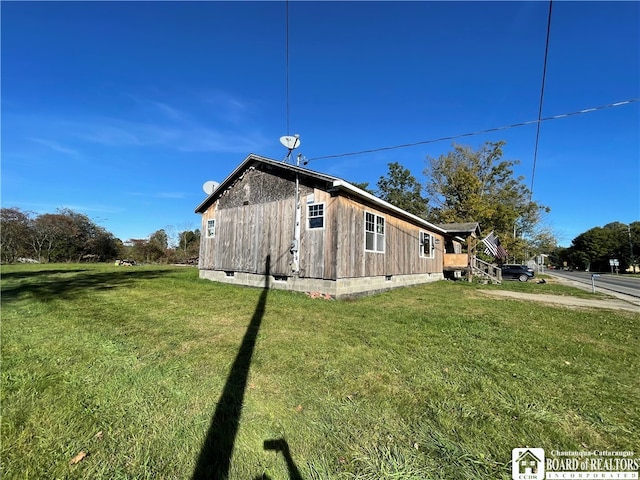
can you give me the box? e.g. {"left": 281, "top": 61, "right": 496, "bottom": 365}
{"left": 530, "top": 0, "right": 553, "bottom": 201}
{"left": 285, "top": 0, "right": 290, "bottom": 135}
{"left": 305, "top": 98, "right": 639, "bottom": 162}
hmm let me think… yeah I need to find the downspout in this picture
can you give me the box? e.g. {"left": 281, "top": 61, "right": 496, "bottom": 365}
{"left": 290, "top": 155, "right": 302, "bottom": 274}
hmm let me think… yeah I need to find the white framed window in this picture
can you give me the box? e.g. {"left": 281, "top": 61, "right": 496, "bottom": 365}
{"left": 206, "top": 219, "right": 216, "bottom": 238}
{"left": 307, "top": 203, "right": 324, "bottom": 229}
{"left": 365, "top": 212, "right": 385, "bottom": 253}
{"left": 420, "top": 231, "right": 434, "bottom": 258}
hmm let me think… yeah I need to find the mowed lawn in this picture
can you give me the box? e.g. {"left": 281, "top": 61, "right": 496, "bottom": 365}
{"left": 1, "top": 264, "right": 638, "bottom": 479}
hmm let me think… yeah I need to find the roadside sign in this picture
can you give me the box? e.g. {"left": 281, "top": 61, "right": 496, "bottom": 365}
{"left": 609, "top": 259, "right": 619, "bottom": 266}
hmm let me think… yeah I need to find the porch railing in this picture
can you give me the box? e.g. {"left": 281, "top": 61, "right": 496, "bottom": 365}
{"left": 471, "top": 257, "right": 502, "bottom": 283}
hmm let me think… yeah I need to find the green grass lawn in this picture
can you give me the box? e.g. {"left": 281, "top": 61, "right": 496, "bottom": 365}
{"left": 2, "top": 264, "right": 638, "bottom": 479}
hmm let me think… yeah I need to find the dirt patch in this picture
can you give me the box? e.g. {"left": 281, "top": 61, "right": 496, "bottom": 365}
{"left": 478, "top": 289, "right": 640, "bottom": 313}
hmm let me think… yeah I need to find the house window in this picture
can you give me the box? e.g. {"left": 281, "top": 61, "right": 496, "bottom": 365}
{"left": 206, "top": 219, "right": 216, "bottom": 238}
{"left": 365, "top": 212, "right": 385, "bottom": 252}
{"left": 308, "top": 203, "right": 324, "bottom": 229}
{"left": 420, "top": 231, "right": 434, "bottom": 258}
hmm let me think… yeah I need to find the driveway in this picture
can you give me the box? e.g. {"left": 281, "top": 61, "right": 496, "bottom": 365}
{"left": 478, "top": 275, "right": 640, "bottom": 313}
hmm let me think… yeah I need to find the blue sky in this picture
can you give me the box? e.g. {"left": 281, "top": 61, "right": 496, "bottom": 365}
{"left": 2, "top": 1, "right": 638, "bottom": 247}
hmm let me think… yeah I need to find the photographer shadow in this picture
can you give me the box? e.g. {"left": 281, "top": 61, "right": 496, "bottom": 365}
{"left": 192, "top": 256, "right": 272, "bottom": 480}
{"left": 253, "top": 438, "right": 303, "bottom": 480}
{"left": 191, "top": 255, "right": 305, "bottom": 480}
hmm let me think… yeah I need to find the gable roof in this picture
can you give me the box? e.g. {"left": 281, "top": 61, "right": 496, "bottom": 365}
{"left": 195, "top": 153, "right": 446, "bottom": 234}
{"left": 436, "top": 222, "right": 481, "bottom": 237}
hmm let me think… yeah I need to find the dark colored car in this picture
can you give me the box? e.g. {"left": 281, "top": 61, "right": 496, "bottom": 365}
{"left": 500, "top": 264, "right": 535, "bottom": 282}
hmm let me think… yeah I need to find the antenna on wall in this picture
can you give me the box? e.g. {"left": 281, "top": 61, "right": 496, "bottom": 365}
{"left": 280, "top": 134, "right": 300, "bottom": 163}
{"left": 202, "top": 180, "right": 219, "bottom": 195}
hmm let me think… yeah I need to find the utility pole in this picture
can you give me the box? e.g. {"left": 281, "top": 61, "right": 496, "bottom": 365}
{"left": 628, "top": 224, "right": 635, "bottom": 273}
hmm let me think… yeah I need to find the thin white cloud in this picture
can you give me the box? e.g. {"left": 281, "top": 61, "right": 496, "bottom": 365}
{"left": 157, "top": 192, "right": 186, "bottom": 199}
{"left": 201, "top": 90, "right": 252, "bottom": 124}
{"left": 3, "top": 201, "right": 123, "bottom": 215}
{"left": 124, "top": 93, "right": 191, "bottom": 122}
{"left": 72, "top": 118, "right": 269, "bottom": 153}
{"left": 7, "top": 89, "right": 270, "bottom": 155}
{"left": 150, "top": 101, "right": 188, "bottom": 122}
{"left": 174, "top": 125, "right": 269, "bottom": 153}
{"left": 27, "top": 137, "right": 80, "bottom": 156}
{"left": 125, "top": 191, "right": 188, "bottom": 199}
{"left": 78, "top": 124, "right": 144, "bottom": 147}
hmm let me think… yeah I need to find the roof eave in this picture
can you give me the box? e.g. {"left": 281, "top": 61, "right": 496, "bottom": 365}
{"left": 194, "top": 153, "right": 256, "bottom": 213}
{"left": 194, "top": 154, "right": 343, "bottom": 213}
{"left": 332, "top": 180, "right": 446, "bottom": 234}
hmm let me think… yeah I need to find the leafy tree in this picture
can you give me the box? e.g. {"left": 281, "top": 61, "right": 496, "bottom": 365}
{"left": 566, "top": 221, "right": 639, "bottom": 272}
{"left": 0, "top": 207, "right": 32, "bottom": 263}
{"left": 177, "top": 229, "right": 201, "bottom": 261}
{"left": 29, "top": 213, "right": 76, "bottom": 262}
{"left": 424, "top": 141, "right": 551, "bottom": 259}
{"left": 568, "top": 250, "right": 591, "bottom": 271}
{"left": 350, "top": 182, "right": 374, "bottom": 194}
{"left": 85, "top": 228, "right": 119, "bottom": 261}
{"left": 148, "top": 229, "right": 169, "bottom": 262}
{"left": 548, "top": 246, "right": 567, "bottom": 268}
{"left": 527, "top": 227, "right": 559, "bottom": 260}
{"left": 127, "top": 239, "right": 150, "bottom": 263}
{"left": 29, "top": 209, "right": 118, "bottom": 262}
{"left": 376, "top": 162, "right": 429, "bottom": 218}
{"left": 2, "top": 207, "right": 120, "bottom": 263}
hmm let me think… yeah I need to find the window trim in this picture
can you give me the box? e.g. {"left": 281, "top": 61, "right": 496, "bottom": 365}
{"left": 419, "top": 230, "right": 435, "bottom": 258}
{"left": 307, "top": 202, "right": 325, "bottom": 230}
{"left": 206, "top": 218, "right": 216, "bottom": 238}
{"left": 364, "top": 211, "right": 385, "bottom": 253}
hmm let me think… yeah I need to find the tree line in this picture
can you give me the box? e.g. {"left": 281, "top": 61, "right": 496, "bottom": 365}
{"left": 357, "top": 140, "right": 552, "bottom": 264}
{"left": 357, "top": 140, "right": 637, "bottom": 271}
{"left": 3, "top": 141, "right": 636, "bottom": 271}
{"left": 551, "top": 222, "right": 639, "bottom": 273}
{"left": 0, "top": 207, "right": 201, "bottom": 265}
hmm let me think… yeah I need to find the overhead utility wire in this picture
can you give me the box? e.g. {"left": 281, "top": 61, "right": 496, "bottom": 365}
{"left": 305, "top": 98, "right": 639, "bottom": 163}
{"left": 530, "top": 0, "right": 553, "bottom": 201}
{"left": 285, "top": 0, "right": 290, "bottom": 135}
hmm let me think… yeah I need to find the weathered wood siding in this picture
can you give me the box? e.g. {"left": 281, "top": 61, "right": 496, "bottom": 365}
{"left": 298, "top": 189, "right": 337, "bottom": 279}
{"left": 199, "top": 165, "right": 335, "bottom": 278}
{"left": 199, "top": 162, "right": 443, "bottom": 281}
{"left": 334, "top": 196, "right": 443, "bottom": 278}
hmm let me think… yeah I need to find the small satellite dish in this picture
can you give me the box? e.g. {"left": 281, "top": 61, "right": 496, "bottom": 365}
{"left": 202, "top": 180, "right": 219, "bottom": 195}
{"left": 280, "top": 134, "right": 300, "bottom": 150}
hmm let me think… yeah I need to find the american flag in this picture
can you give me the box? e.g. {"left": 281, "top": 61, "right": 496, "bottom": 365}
{"left": 482, "top": 231, "right": 508, "bottom": 260}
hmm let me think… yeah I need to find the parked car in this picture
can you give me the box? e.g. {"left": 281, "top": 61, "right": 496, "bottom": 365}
{"left": 500, "top": 264, "right": 535, "bottom": 282}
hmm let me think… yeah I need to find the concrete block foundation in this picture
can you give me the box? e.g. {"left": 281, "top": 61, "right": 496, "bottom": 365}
{"left": 199, "top": 269, "right": 444, "bottom": 299}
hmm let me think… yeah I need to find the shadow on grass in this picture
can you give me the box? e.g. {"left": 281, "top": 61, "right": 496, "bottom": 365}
{"left": 0, "top": 268, "right": 88, "bottom": 280}
{"left": 192, "top": 256, "right": 302, "bottom": 480}
{"left": 191, "top": 255, "right": 269, "bottom": 479}
{"left": 257, "top": 439, "right": 303, "bottom": 480}
{"left": 0, "top": 268, "right": 174, "bottom": 304}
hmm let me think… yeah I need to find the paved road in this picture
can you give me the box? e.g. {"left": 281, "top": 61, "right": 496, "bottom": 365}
{"left": 548, "top": 269, "right": 640, "bottom": 298}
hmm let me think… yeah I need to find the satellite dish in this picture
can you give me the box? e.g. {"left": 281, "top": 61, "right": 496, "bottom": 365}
{"left": 202, "top": 180, "right": 219, "bottom": 195}
{"left": 280, "top": 134, "right": 300, "bottom": 150}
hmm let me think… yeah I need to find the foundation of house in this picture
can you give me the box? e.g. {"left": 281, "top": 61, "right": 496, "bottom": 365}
{"left": 199, "top": 269, "right": 444, "bottom": 299}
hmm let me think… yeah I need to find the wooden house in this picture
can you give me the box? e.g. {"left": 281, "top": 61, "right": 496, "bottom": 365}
{"left": 195, "top": 154, "right": 447, "bottom": 298}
